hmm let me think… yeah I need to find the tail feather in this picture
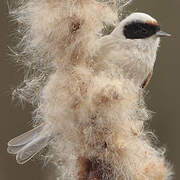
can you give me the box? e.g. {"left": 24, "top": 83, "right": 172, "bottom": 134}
{"left": 16, "top": 135, "right": 52, "bottom": 164}
{"left": 7, "top": 124, "right": 53, "bottom": 164}
{"left": 8, "top": 124, "right": 44, "bottom": 147}
{"left": 7, "top": 145, "right": 25, "bottom": 155}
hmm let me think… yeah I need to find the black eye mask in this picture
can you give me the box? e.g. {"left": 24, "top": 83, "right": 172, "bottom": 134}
{"left": 123, "top": 21, "right": 160, "bottom": 39}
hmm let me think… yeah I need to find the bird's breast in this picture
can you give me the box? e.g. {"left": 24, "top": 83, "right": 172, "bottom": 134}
{"left": 100, "top": 46, "right": 152, "bottom": 87}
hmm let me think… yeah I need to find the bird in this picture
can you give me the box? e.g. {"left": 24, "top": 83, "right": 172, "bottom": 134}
{"left": 96, "top": 12, "right": 170, "bottom": 89}
{"left": 7, "top": 12, "right": 170, "bottom": 167}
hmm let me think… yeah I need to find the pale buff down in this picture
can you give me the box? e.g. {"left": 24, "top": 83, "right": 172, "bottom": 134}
{"left": 7, "top": 0, "right": 173, "bottom": 179}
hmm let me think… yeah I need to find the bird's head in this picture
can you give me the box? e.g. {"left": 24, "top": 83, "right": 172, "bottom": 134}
{"left": 112, "top": 12, "right": 170, "bottom": 41}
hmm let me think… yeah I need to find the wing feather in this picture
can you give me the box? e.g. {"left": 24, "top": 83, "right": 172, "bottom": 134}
{"left": 141, "top": 72, "right": 153, "bottom": 89}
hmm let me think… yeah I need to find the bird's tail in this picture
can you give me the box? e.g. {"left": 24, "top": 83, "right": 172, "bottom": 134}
{"left": 7, "top": 124, "right": 53, "bottom": 164}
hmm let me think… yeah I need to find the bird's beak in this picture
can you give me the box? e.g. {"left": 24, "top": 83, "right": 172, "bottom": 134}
{"left": 156, "top": 31, "right": 171, "bottom": 37}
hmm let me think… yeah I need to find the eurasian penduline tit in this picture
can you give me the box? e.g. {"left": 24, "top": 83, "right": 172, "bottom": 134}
{"left": 7, "top": 12, "right": 170, "bottom": 164}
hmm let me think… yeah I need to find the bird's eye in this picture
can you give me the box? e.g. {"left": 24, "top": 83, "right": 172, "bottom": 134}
{"left": 123, "top": 21, "right": 160, "bottom": 39}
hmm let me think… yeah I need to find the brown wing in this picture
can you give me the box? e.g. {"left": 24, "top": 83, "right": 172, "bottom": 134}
{"left": 141, "top": 72, "right": 153, "bottom": 89}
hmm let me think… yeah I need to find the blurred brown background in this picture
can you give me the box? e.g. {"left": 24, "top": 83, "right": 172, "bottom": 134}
{"left": 0, "top": 0, "right": 179, "bottom": 179}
